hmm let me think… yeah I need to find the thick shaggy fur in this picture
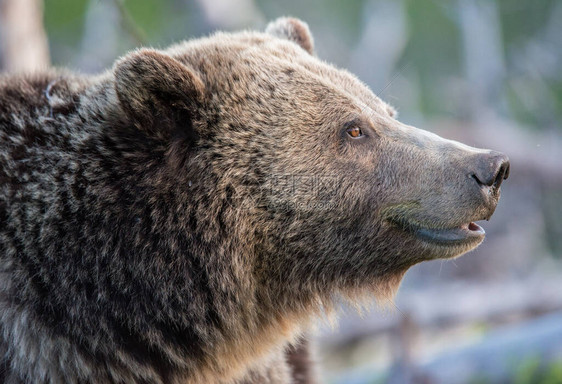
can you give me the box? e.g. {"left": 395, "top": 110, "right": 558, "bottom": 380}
{"left": 0, "top": 18, "right": 507, "bottom": 383}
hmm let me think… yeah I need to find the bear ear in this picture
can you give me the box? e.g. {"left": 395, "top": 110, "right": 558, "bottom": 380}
{"left": 114, "top": 49, "right": 205, "bottom": 140}
{"left": 266, "top": 17, "right": 314, "bottom": 55}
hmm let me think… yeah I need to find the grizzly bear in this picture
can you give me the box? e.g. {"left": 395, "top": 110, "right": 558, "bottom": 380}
{"left": 0, "top": 17, "right": 509, "bottom": 384}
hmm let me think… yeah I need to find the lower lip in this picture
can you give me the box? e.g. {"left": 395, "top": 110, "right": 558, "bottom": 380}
{"left": 415, "top": 222, "right": 485, "bottom": 245}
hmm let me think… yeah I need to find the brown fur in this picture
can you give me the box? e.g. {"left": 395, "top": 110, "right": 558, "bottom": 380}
{"left": 0, "top": 18, "right": 508, "bottom": 383}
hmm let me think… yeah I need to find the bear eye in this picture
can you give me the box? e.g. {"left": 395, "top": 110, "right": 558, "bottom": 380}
{"left": 346, "top": 126, "right": 363, "bottom": 138}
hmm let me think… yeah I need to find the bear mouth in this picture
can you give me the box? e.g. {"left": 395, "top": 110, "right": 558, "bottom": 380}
{"left": 414, "top": 221, "right": 485, "bottom": 245}
{"left": 390, "top": 218, "right": 486, "bottom": 246}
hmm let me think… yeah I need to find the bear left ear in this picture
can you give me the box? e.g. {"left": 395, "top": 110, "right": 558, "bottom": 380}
{"left": 266, "top": 17, "right": 315, "bottom": 55}
{"left": 114, "top": 49, "right": 205, "bottom": 140}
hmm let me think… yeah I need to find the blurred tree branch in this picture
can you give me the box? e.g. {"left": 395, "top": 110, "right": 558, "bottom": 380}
{"left": 0, "top": 0, "right": 50, "bottom": 72}
{"left": 111, "top": 0, "right": 147, "bottom": 46}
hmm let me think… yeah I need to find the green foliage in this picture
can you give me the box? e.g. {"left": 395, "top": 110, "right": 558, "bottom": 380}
{"left": 44, "top": 0, "right": 89, "bottom": 64}
{"left": 515, "top": 357, "right": 543, "bottom": 384}
{"left": 497, "top": 0, "right": 557, "bottom": 52}
{"left": 44, "top": 0, "right": 89, "bottom": 43}
{"left": 542, "top": 190, "right": 562, "bottom": 258}
{"left": 122, "top": 0, "right": 170, "bottom": 42}
{"left": 400, "top": 0, "right": 461, "bottom": 116}
{"left": 543, "top": 362, "right": 562, "bottom": 384}
{"left": 468, "top": 358, "right": 562, "bottom": 384}
{"left": 516, "top": 359, "right": 562, "bottom": 384}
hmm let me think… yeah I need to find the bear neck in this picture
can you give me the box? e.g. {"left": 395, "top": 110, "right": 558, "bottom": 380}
{"left": 2, "top": 73, "right": 312, "bottom": 383}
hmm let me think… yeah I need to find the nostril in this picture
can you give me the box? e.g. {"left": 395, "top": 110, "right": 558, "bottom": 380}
{"left": 471, "top": 172, "right": 482, "bottom": 185}
{"left": 493, "top": 159, "right": 510, "bottom": 189}
{"left": 472, "top": 153, "right": 510, "bottom": 189}
{"left": 503, "top": 161, "right": 510, "bottom": 180}
{"left": 472, "top": 169, "right": 495, "bottom": 188}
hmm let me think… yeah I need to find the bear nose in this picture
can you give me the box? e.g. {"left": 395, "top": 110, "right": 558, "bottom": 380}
{"left": 471, "top": 152, "right": 510, "bottom": 190}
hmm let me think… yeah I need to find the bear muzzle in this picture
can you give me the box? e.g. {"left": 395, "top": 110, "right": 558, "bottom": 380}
{"left": 381, "top": 147, "right": 510, "bottom": 256}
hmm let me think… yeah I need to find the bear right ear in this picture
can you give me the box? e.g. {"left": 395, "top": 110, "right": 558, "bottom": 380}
{"left": 266, "top": 17, "right": 315, "bottom": 55}
{"left": 114, "top": 49, "right": 205, "bottom": 140}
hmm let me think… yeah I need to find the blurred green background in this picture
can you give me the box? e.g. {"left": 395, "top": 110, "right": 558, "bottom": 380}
{"left": 1, "top": 1, "right": 562, "bottom": 383}
{"left": 38, "top": 0, "right": 562, "bottom": 134}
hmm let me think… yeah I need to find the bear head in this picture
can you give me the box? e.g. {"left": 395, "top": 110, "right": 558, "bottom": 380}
{"left": 113, "top": 17, "right": 509, "bottom": 306}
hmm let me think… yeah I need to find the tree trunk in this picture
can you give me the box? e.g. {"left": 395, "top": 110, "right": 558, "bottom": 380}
{"left": 0, "top": 0, "right": 50, "bottom": 72}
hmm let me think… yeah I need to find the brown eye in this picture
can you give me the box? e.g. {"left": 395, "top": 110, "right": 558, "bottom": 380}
{"left": 346, "top": 126, "right": 363, "bottom": 138}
